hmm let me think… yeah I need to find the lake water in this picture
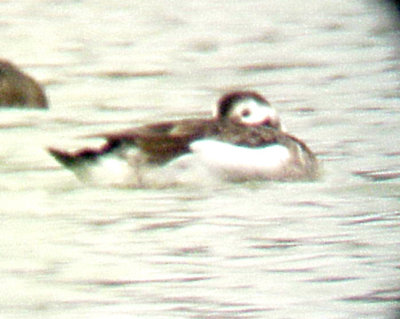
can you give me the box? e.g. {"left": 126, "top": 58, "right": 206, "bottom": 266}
{"left": 1, "top": 0, "right": 400, "bottom": 318}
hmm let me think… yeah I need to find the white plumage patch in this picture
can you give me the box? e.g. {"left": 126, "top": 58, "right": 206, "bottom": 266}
{"left": 63, "top": 139, "right": 297, "bottom": 187}
{"left": 73, "top": 154, "right": 137, "bottom": 186}
{"left": 189, "top": 139, "right": 291, "bottom": 181}
{"left": 230, "top": 99, "right": 280, "bottom": 127}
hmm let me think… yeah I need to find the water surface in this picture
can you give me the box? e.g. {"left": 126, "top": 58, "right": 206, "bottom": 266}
{"left": 1, "top": 1, "right": 400, "bottom": 318}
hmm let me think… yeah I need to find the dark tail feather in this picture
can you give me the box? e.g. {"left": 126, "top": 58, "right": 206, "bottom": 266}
{"left": 48, "top": 147, "right": 82, "bottom": 167}
{"left": 48, "top": 139, "right": 121, "bottom": 168}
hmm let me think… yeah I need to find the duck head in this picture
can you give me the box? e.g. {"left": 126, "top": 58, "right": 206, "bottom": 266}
{"left": 216, "top": 91, "right": 281, "bottom": 130}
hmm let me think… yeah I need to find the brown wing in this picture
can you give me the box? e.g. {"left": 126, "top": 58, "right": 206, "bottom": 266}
{"left": 216, "top": 123, "right": 311, "bottom": 153}
{"left": 216, "top": 124, "right": 318, "bottom": 179}
{"left": 216, "top": 123, "right": 280, "bottom": 147}
{"left": 98, "top": 119, "right": 219, "bottom": 163}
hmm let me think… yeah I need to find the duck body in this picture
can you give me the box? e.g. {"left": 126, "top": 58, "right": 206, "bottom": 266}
{"left": 48, "top": 91, "right": 318, "bottom": 187}
{"left": 187, "top": 126, "right": 318, "bottom": 183}
{"left": 0, "top": 59, "right": 48, "bottom": 108}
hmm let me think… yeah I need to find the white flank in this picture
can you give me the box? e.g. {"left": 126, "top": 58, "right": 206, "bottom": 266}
{"left": 73, "top": 154, "right": 138, "bottom": 187}
{"left": 64, "top": 140, "right": 298, "bottom": 187}
{"left": 189, "top": 139, "right": 291, "bottom": 181}
{"left": 69, "top": 150, "right": 207, "bottom": 188}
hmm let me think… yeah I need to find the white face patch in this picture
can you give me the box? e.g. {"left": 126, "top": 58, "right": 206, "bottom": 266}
{"left": 229, "top": 99, "right": 281, "bottom": 128}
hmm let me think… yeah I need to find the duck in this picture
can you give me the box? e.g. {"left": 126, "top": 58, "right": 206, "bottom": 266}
{"left": 0, "top": 59, "right": 48, "bottom": 108}
{"left": 48, "top": 91, "right": 318, "bottom": 187}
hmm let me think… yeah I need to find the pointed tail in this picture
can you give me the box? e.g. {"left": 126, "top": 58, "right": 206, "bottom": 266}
{"left": 48, "top": 139, "right": 121, "bottom": 168}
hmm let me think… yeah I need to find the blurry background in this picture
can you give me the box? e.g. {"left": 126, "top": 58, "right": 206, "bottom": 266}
{"left": 0, "top": 1, "right": 399, "bottom": 318}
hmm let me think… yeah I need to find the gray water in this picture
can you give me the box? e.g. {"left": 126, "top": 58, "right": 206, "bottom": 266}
{"left": 1, "top": 1, "right": 400, "bottom": 318}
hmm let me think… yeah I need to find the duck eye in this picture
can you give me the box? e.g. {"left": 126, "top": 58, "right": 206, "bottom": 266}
{"left": 241, "top": 109, "right": 251, "bottom": 117}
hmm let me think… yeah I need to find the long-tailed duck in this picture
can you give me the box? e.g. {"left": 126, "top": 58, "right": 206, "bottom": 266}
{"left": 0, "top": 59, "right": 48, "bottom": 108}
{"left": 48, "top": 91, "right": 318, "bottom": 187}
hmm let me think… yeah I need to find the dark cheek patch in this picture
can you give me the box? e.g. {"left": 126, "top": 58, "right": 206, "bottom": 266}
{"left": 241, "top": 109, "right": 251, "bottom": 117}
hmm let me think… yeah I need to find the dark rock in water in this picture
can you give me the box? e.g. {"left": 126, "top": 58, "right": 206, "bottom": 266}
{"left": 0, "top": 59, "right": 48, "bottom": 108}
